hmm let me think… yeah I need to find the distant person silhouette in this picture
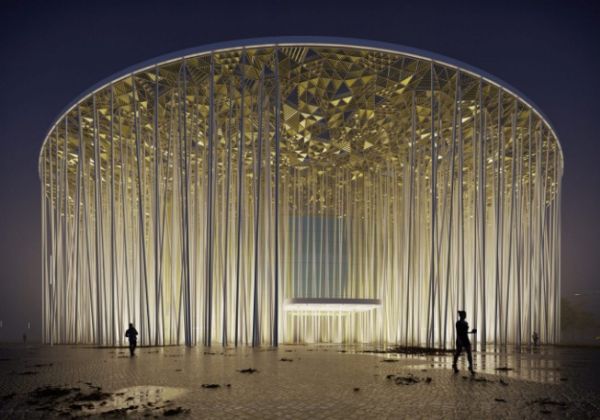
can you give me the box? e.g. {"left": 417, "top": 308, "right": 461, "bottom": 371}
{"left": 22, "top": 333, "right": 27, "bottom": 345}
{"left": 532, "top": 331, "right": 540, "bottom": 346}
{"left": 125, "top": 323, "right": 138, "bottom": 356}
{"left": 452, "top": 310, "right": 477, "bottom": 375}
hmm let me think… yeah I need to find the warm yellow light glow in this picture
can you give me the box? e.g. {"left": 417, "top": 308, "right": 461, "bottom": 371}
{"left": 283, "top": 298, "right": 382, "bottom": 314}
{"left": 40, "top": 41, "right": 562, "bottom": 348}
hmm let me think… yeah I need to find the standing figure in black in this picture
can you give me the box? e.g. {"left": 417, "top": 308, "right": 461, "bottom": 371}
{"left": 452, "top": 310, "right": 477, "bottom": 374}
{"left": 125, "top": 323, "right": 138, "bottom": 357}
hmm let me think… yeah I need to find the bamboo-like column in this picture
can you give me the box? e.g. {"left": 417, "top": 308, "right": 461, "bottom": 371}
{"left": 40, "top": 45, "right": 563, "bottom": 348}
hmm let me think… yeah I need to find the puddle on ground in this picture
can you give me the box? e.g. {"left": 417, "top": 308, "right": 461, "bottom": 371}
{"left": 361, "top": 350, "right": 564, "bottom": 384}
{"left": 84, "top": 385, "right": 188, "bottom": 415}
{"left": 23, "top": 383, "right": 189, "bottom": 417}
{"left": 116, "top": 385, "right": 185, "bottom": 404}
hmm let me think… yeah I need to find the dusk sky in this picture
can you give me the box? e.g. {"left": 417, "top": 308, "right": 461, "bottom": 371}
{"left": 0, "top": 0, "right": 598, "bottom": 341}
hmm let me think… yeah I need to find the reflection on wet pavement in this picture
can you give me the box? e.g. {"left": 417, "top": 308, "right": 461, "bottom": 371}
{"left": 3, "top": 382, "right": 188, "bottom": 417}
{"left": 359, "top": 345, "right": 585, "bottom": 384}
{"left": 0, "top": 343, "right": 598, "bottom": 418}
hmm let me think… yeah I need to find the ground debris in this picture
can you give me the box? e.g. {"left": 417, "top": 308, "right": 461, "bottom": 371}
{"left": 1, "top": 392, "right": 16, "bottom": 400}
{"left": 529, "top": 397, "right": 569, "bottom": 408}
{"left": 386, "top": 373, "right": 424, "bottom": 385}
{"left": 238, "top": 368, "right": 258, "bottom": 374}
{"left": 24, "top": 386, "right": 84, "bottom": 414}
{"left": 32, "top": 363, "right": 54, "bottom": 368}
{"left": 395, "top": 375, "right": 419, "bottom": 385}
{"left": 280, "top": 358, "right": 293, "bottom": 362}
{"left": 495, "top": 398, "right": 507, "bottom": 403}
{"left": 16, "top": 370, "right": 39, "bottom": 375}
{"left": 75, "top": 389, "right": 111, "bottom": 401}
{"left": 495, "top": 367, "right": 513, "bottom": 372}
{"left": 31, "top": 385, "right": 80, "bottom": 399}
{"left": 102, "top": 407, "right": 130, "bottom": 416}
{"left": 33, "top": 405, "right": 54, "bottom": 412}
{"left": 163, "top": 406, "right": 190, "bottom": 416}
{"left": 201, "top": 384, "right": 220, "bottom": 389}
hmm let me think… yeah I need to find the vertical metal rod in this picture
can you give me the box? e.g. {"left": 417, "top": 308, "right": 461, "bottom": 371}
{"left": 222, "top": 81, "right": 233, "bottom": 346}
{"left": 92, "top": 95, "right": 105, "bottom": 344}
{"left": 504, "top": 99, "right": 518, "bottom": 343}
{"left": 252, "top": 67, "right": 265, "bottom": 347}
{"left": 204, "top": 55, "right": 216, "bottom": 346}
{"left": 442, "top": 71, "right": 459, "bottom": 347}
{"left": 132, "top": 76, "right": 152, "bottom": 345}
{"left": 273, "top": 50, "right": 281, "bottom": 347}
{"left": 180, "top": 61, "right": 192, "bottom": 346}
{"left": 234, "top": 53, "right": 246, "bottom": 346}
{"left": 427, "top": 61, "right": 437, "bottom": 348}
{"left": 154, "top": 66, "right": 161, "bottom": 346}
{"left": 478, "top": 79, "right": 487, "bottom": 348}
{"left": 110, "top": 86, "right": 116, "bottom": 346}
{"left": 404, "top": 91, "right": 416, "bottom": 346}
{"left": 78, "top": 105, "right": 96, "bottom": 341}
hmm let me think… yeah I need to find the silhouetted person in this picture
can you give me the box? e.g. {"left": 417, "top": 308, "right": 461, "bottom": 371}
{"left": 452, "top": 310, "right": 477, "bottom": 375}
{"left": 532, "top": 331, "right": 540, "bottom": 346}
{"left": 22, "top": 333, "right": 27, "bottom": 345}
{"left": 125, "top": 323, "right": 138, "bottom": 356}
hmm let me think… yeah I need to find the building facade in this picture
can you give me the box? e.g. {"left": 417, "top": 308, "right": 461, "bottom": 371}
{"left": 40, "top": 38, "right": 563, "bottom": 347}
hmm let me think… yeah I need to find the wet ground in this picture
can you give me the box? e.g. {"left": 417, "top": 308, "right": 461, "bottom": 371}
{"left": 0, "top": 343, "right": 599, "bottom": 418}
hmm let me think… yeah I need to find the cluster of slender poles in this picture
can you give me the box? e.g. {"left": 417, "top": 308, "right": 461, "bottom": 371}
{"left": 40, "top": 45, "right": 562, "bottom": 348}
